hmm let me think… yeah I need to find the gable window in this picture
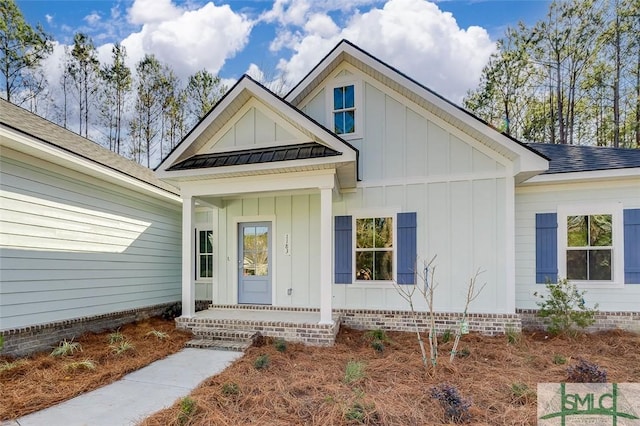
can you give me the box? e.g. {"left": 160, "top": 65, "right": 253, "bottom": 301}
{"left": 197, "top": 230, "right": 213, "bottom": 279}
{"left": 566, "top": 214, "right": 612, "bottom": 281}
{"left": 355, "top": 217, "right": 393, "bottom": 281}
{"left": 333, "top": 85, "right": 355, "bottom": 135}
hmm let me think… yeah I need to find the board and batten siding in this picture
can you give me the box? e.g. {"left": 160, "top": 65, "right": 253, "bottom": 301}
{"left": 301, "top": 69, "right": 513, "bottom": 313}
{"left": 515, "top": 179, "right": 640, "bottom": 311}
{"left": 0, "top": 149, "right": 182, "bottom": 330}
{"left": 212, "top": 194, "right": 320, "bottom": 307}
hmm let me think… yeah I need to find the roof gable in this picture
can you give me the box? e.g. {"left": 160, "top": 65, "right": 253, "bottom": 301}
{"left": 156, "top": 75, "right": 358, "bottom": 188}
{"left": 285, "top": 39, "right": 549, "bottom": 182}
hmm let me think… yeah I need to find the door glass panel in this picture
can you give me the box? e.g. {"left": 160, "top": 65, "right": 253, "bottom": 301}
{"left": 242, "top": 225, "right": 269, "bottom": 277}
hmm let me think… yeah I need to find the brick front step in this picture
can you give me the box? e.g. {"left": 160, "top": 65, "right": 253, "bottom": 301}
{"left": 192, "top": 328, "right": 256, "bottom": 341}
{"left": 185, "top": 338, "right": 252, "bottom": 352}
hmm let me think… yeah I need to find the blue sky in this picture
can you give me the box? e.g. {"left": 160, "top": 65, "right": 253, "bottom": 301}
{"left": 16, "top": 0, "right": 551, "bottom": 102}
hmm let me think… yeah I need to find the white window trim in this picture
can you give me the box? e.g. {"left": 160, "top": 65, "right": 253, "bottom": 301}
{"left": 196, "top": 228, "right": 213, "bottom": 281}
{"left": 326, "top": 79, "right": 363, "bottom": 140}
{"left": 557, "top": 203, "right": 624, "bottom": 288}
{"left": 351, "top": 209, "right": 399, "bottom": 285}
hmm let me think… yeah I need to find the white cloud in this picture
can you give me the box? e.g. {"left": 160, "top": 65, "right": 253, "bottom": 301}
{"left": 84, "top": 12, "right": 101, "bottom": 26}
{"left": 127, "top": 0, "right": 182, "bottom": 25}
{"left": 45, "top": 14, "right": 53, "bottom": 24}
{"left": 269, "top": 0, "right": 496, "bottom": 103}
{"left": 121, "top": 1, "right": 254, "bottom": 80}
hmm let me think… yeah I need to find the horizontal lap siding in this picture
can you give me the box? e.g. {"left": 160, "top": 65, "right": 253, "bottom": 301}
{"left": 0, "top": 154, "right": 181, "bottom": 330}
{"left": 515, "top": 180, "right": 640, "bottom": 311}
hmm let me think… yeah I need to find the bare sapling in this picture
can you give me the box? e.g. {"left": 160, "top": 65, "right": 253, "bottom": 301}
{"left": 450, "top": 269, "right": 486, "bottom": 362}
{"left": 393, "top": 256, "right": 438, "bottom": 376}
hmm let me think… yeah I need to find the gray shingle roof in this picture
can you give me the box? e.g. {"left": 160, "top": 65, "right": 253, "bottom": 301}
{"left": 527, "top": 142, "right": 640, "bottom": 174}
{"left": 0, "top": 100, "right": 178, "bottom": 195}
{"left": 168, "top": 142, "right": 341, "bottom": 171}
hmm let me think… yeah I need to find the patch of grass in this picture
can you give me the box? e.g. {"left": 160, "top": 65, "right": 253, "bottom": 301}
{"left": 440, "top": 329, "right": 453, "bottom": 344}
{"left": 110, "top": 341, "right": 135, "bottom": 355}
{"left": 510, "top": 383, "right": 535, "bottom": 405}
{"left": 50, "top": 339, "right": 82, "bottom": 357}
{"left": 0, "top": 359, "right": 29, "bottom": 374}
{"left": 274, "top": 338, "right": 287, "bottom": 352}
{"left": 65, "top": 359, "right": 97, "bottom": 372}
{"left": 177, "top": 396, "right": 197, "bottom": 425}
{"left": 108, "top": 330, "right": 124, "bottom": 344}
{"left": 364, "top": 329, "right": 389, "bottom": 342}
{"left": 254, "top": 354, "right": 270, "bottom": 370}
{"left": 344, "top": 360, "right": 366, "bottom": 384}
{"left": 146, "top": 330, "right": 169, "bottom": 340}
{"left": 553, "top": 354, "right": 567, "bottom": 365}
{"left": 221, "top": 382, "right": 240, "bottom": 396}
{"left": 345, "top": 402, "right": 366, "bottom": 423}
{"left": 505, "top": 327, "right": 521, "bottom": 345}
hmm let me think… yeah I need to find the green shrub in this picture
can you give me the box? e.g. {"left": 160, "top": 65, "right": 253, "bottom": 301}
{"left": 505, "top": 327, "right": 521, "bottom": 345}
{"left": 364, "top": 329, "right": 389, "bottom": 342}
{"left": 221, "top": 382, "right": 240, "bottom": 396}
{"left": 0, "top": 359, "right": 28, "bottom": 374}
{"left": 510, "top": 383, "right": 535, "bottom": 405}
{"left": 65, "top": 359, "right": 97, "bottom": 372}
{"left": 146, "top": 330, "right": 169, "bottom": 340}
{"left": 254, "top": 354, "right": 270, "bottom": 370}
{"left": 274, "top": 338, "right": 287, "bottom": 352}
{"left": 108, "top": 330, "right": 124, "bottom": 344}
{"left": 110, "top": 341, "right": 135, "bottom": 355}
{"left": 177, "top": 396, "right": 197, "bottom": 425}
{"left": 345, "top": 402, "right": 366, "bottom": 423}
{"left": 534, "top": 278, "right": 598, "bottom": 335}
{"left": 553, "top": 354, "right": 567, "bottom": 365}
{"left": 50, "top": 340, "right": 82, "bottom": 357}
{"left": 371, "top": 340, "right": 385, "bottom": 354}
{"left": 440, "top": 329, "right": 452, "bottom": 344}
{"left": 344, "top": 360, "right": 366, "bottom": 384}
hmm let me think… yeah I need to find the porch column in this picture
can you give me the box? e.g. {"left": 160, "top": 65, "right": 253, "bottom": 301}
{"left": 181, "top": 195, "right": 196, "bottom": 317}
{"left": 319, "top": 186, "right": 333, "bottom": 324}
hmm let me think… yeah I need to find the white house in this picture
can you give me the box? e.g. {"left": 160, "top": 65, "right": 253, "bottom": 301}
{"left": 2, "top": 40, "right": 638, "bottom": 354}
{"left": 156, "top": 40, "right": 640, "bottom": 336}
{"left": 0, "top": 99, "right": 182, "bottom": 355}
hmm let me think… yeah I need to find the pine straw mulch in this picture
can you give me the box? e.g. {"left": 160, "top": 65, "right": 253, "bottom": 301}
{"left": 0, "top": 317, "right": 191, "bottom": 421}
{"left": 141, "top": 327, "right": 640, "bottom": 426}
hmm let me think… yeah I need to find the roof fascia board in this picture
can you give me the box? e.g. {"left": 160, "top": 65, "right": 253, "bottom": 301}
{"left": 1, "top": 125, "right": 181, "bottom": 203}
{"left": 157, "top": 154, "right": 352, "bottom": 180}
{"left": 521, "top": 167, "right": 640, "bottom": 185}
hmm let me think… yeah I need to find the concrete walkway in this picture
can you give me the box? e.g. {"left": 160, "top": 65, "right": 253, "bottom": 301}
{"left": 3, "top": 348, "right": 243, "bottom": 426}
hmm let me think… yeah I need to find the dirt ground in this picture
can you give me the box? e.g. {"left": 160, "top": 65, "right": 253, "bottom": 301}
{"left": 141, "top": 327, "right": 640, "bottom": 426}
{"left": 2, "top": 322, "right": 639, "bottom": 425}
{"left": 0, "top": 317, "right": 191, "bottom": 420}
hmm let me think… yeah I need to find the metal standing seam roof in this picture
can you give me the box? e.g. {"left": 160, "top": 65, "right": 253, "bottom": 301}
{"left": 168, "top": 142, "right": 342, "bottom": 171}
{"left": 0, "top": 99, "right": 179, "bottom": 195}
{"left": 526, "top": 142, "right": 640, "bottom": 174}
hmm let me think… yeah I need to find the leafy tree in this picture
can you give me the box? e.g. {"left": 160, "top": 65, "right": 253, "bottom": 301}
{"left": 185, "top": 69, "right": 226, "bottom": 126}
{"left": 0, "top": 0, "right": 52, "bottom": 103}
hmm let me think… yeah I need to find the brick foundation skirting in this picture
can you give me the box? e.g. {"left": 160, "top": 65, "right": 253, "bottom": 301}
{"left": 518, "top": 309, "right": 640, "bottom": 333}
{"left": 338, "top": 309, "right": 522, "bottom": 336}
{"left": 1, "top": 303, "right": 175, "bottom": 357}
